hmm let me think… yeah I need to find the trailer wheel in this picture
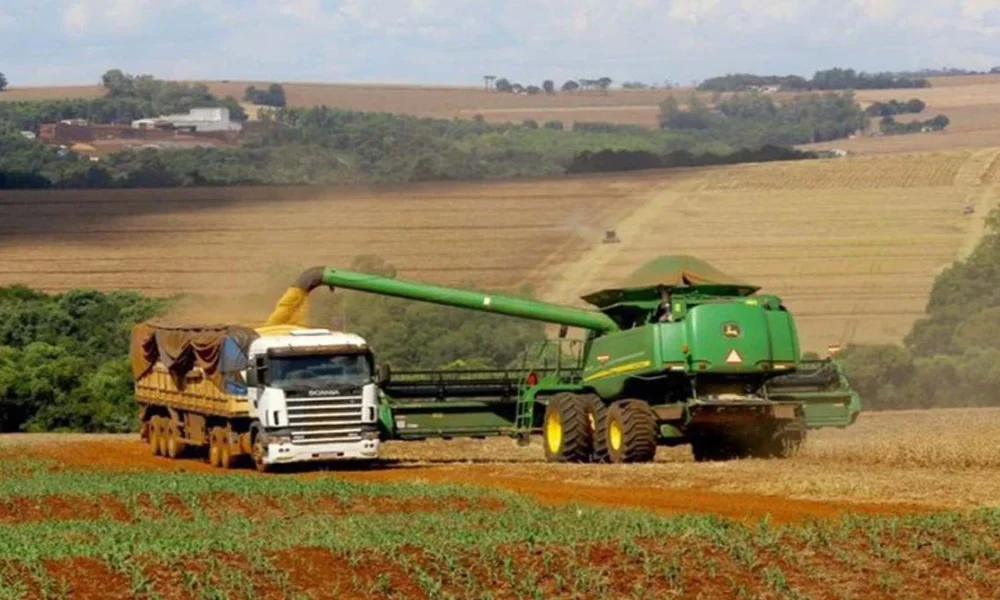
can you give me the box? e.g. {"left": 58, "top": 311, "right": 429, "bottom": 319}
{"left": 542, "top": 393, "right": 591, "bottom": 463}
{"left": 165, "top": 421, "right": 186, "bottom": 459}
{"left": 148, "top": 416, "right": 164, "bottom": 456}
{"left": 606, "top": 400, "right": 658, "bottom": 464}
{"left": 580, "top": 395, "right": 609, "bottom": 463}
{"left": 209, "top": 427, "right": 235, "bottom": 469}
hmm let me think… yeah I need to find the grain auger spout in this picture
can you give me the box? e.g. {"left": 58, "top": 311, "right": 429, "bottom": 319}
{"left": 271, "top": 266, "right": 621, "bottom": 333}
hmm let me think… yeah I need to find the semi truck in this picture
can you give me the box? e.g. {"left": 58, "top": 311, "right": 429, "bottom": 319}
{"left": 131, "top": 320, "right": 380, "bottom": 472}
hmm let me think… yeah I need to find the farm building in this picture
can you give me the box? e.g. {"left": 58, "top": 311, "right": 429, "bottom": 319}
{"left": 132, "top": 107, "right": 242, "bottom": 133}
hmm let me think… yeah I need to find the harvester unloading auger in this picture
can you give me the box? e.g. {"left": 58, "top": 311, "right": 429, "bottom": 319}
{"left": 271, "top": 256, "right": 861, "bottom": 463}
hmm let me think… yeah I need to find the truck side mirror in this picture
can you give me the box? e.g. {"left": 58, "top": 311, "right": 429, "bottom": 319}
{"left": 376, "top": 364, "right": 392, "bottom": 385}
{"left": 254, "top": 356, "right": 268, "bottom": 386}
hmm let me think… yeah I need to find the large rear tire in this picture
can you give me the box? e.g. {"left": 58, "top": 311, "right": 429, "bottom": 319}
{"left": 765, "top": 419, "right": 807, "bottom": 459}
{"left": 542, "top": 393, "right": 591, "bottom": 463}
{"left": 606, "top": 400, "right": 658, "bottom": 464}
{"left": 691, "top": 435, "right": 739, "bottom": 462}
{"left": 580, "top": 394, "right": 609, "bottom": 463}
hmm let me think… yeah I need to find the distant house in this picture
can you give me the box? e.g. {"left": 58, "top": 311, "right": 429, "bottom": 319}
{"left": 131, "top": 107, "right": 242, "bottom": 133}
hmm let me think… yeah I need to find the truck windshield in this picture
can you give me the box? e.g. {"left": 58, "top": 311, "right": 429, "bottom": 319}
{"left": 268, "top": 354, "right": 371, "bottom": 390}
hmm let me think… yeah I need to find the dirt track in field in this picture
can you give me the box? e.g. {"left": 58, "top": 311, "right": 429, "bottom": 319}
{"left": 0, "top": 434, "right": 943, "bottom": 524}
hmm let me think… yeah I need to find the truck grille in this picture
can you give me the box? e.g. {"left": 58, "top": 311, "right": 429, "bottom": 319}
{"left": 285, "top": 396, "right": 365, "bottom": 445}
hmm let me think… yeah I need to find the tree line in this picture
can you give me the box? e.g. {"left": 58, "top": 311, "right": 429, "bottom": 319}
{"left": 865, "top": 98, "right": 926, "bottom": 117}
{"left": 0, "top": 287, "right": 166, "bottom": 432}
{"left": 491, "top": 77, "right": 612, "bottom": 94}
{"left": 659, "top": 91, "right": 868, "bottom": 145}
{"left": 878, "top": 114, "right": 949, "bottom": 135}
{"left": 698, "top": 68, "right": 930, "bottom": 92}
{"left": 840, "top": 209, "right": 1000, "bottom": 410}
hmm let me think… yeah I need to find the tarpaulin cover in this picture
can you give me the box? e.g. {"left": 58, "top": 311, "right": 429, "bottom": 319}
{"left": 130, "top": 324, "right": 259, "bottom": 387}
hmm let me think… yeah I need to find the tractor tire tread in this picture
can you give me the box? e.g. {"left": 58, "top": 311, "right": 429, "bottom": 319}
{"left": 544, "top": 393, "right": 592, "bottom": 463}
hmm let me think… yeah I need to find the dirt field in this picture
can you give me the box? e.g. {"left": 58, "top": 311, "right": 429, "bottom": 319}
{"left": 2, "top": 408, "right": 999, "bottom": 599}
{"left": 4, "top": 408, "right": 997, "bottom": 513}
{"left": 3, "top": 149, "right": 995, "bottom": 349}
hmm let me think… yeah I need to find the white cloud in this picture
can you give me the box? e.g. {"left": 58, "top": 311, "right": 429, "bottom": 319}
{"left": 740, "top": 0, "right": 807, "bottom": 21}
{"left": 62, "top": 2, "right": 89, "bottom": 34}
{"left": 852, "top": 0, "right": 896, "bottom": 20}
{"left": 962, "top": 0, "right": 1000, "bottom": 19}
{"left": 669, "top": 0, "right": 720, "bottom": 22}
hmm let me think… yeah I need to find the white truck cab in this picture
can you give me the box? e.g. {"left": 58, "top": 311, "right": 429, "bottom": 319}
{"left": 246, "top": 328, "right": 380, "bottom": 468}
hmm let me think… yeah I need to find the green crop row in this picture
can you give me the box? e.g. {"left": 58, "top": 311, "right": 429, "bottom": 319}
{"left": 0, "top": 500, "right": 999, "bottom": 599}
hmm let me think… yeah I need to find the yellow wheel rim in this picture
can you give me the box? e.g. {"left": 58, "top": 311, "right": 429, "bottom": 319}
{"left": 609, "top": 420, "right": 622, "bottom": 451}
{"left": 587, "top": 412, "right": 596, "bottom": 433}
{"left": 545, "top": 411, "right": 562, "bottom": 454}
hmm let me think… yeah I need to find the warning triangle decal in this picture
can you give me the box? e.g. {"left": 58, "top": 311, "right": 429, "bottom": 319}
{"left": 725, "top": 349, "right": 743, "bottom": 364}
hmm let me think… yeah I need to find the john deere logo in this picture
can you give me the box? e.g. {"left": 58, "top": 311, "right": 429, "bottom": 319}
{"left": 722, "top": 323, "right": 742, "bottom": 338}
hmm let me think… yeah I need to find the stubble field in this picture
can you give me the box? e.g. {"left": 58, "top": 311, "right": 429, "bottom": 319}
{"left": 3, "top": 146, "right": 996, "bottom": 350}
{"left": 1, "top": 408, "right": 999, "bottom": 599}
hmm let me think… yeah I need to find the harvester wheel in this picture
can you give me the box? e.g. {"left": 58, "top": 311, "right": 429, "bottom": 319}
{"left": 691, "top": 436, "right": 738, "bottom": 462}
{"left": 148, "top": 416, "right": 163, "bottom": 456}
{"left": 606, "top": 400, "right": 658, "bottom": 464}
{"left": 165, "top": 422, "right": 186, "bottom": 459}
{"left": 542, "top": 394, "right": 591, "bottom": 463}
{"left": 767, "top": 419, "right": 807, "bottom": 459}
{"left": 580, "top": 394, "right": 609, "bottom": 463}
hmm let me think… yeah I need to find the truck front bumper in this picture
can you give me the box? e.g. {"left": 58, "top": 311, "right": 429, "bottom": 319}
{"left": 264, "top": 439, "right": 380, "bottom": 464}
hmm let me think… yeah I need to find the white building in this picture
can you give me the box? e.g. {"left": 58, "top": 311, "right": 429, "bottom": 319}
{"left": 131, "top": 107, "right": 242, "bottom": 133}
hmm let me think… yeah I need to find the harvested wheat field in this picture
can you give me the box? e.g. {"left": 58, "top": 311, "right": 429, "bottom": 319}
{"left": 3, "top": 149, "right": 997, "bottom": 349}
{"left": 2, "top": 408, "right": 999, "bottom": 599}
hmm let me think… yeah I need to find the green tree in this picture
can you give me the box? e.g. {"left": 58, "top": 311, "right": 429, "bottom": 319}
{"left": 542, "top": 80, "right": 555, "bottom": 94}
{"left": 0, "top": 72, "right": 7, "bottom": 92}
{"left": 561, "top": 80, "right": 579, "bottom": 92}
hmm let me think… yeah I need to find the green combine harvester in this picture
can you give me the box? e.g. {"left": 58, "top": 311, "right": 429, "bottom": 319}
{"left": 282, "top": 256, "right": 860, "bottom": 463}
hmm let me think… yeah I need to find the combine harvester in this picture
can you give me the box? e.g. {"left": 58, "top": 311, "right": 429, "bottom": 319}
{"left": 131, "top": 255, "right": 860, "bottom": 469}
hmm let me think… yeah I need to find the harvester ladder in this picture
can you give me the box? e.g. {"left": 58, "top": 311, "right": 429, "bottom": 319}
{"left": 514, "top": 339, "right": 583, "bottom": 433}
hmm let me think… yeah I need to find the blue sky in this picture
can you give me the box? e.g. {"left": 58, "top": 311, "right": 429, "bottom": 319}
{"left": 3, "top": 0, "right": 1000, "bottom": 87}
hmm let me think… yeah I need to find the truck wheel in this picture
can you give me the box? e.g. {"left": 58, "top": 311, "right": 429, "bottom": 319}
{"left": 165, "top": 422, "right": 186, "bottom": 459}
{"left": 251, "top": 432, "right": 270, "bottom": 474}
{"left": 217, "top": 428, "right": 235, "bottom": 470}
{"left": 580, "top": 395, "right": 609, "bottom": 463}
{"left": 542, "top": 393, "right": 591, "bottom": 463}
{"left": 148, "top": 416, "right": 162, "bottom": 456}
{"left": 606, "top": 400, "right": 657, "bottom": 463}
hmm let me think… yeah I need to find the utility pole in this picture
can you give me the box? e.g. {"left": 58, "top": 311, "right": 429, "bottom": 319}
{"left": 483, "top": 75, "right": 496, "bottom": 92}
